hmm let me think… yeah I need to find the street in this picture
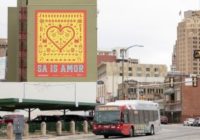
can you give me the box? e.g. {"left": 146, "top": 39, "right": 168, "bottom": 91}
{"left": 47, "top": 124, "right": 200, "bottom": 140}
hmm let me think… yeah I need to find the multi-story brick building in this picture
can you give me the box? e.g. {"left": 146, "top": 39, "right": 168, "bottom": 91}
{"left": 97, "top": 50, "right": 116, "bottom": 65}
{"left": 164, "top": 72, "right": 200, "bottom": 123}
{"left": 167, "top": 10, "right": 200, "bottom": 123}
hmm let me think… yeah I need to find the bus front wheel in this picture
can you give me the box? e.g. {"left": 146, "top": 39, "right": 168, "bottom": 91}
{"left": 150, "top": 126, "right": 155, "bottom": 135}
{"left": 104, "top": 135, "right": 109, "bottom": 139}
{"left": 146, "top": 125, "right": 154, "bottom": 135}
{"left": 129, "top": 127, "right": 134, "bottom": 137}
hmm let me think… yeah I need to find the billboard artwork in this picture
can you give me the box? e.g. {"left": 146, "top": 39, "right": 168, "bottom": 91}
{"left": 35, "top": 10, "right": 86, "bottom": 77}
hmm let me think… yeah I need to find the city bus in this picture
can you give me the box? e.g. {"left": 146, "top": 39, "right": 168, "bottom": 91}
{"left": 92, "top": 100, "right": 160, "bottom": 138}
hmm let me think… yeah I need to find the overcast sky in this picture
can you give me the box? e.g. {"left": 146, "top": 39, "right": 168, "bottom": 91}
{"left": 0, "top": 0, "right": 199, "bottom": 70}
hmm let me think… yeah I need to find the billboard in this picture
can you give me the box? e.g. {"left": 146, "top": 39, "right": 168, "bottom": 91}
{"left": 35, "top": 10, "right": 86, "bottom": 77}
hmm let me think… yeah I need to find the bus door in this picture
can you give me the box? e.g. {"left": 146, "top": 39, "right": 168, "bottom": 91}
{"left": 121, "top": 110, "right": 131, "bottom": 135}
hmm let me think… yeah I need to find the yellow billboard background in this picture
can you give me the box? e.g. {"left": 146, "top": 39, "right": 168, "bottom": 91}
{"left": 35, "top": 10, "right": 87, "bottom": 77}
{"left": 36, "top": 11, "right": 85, "bottom": 64}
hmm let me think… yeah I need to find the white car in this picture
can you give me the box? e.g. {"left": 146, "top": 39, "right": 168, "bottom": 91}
{"left": 183, "top": 118, "right": 195, "bottom": 126}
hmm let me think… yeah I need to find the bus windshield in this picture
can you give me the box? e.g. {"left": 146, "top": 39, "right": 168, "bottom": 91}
{"left": 94, "top": 111, "right": 121, "bottom": 124}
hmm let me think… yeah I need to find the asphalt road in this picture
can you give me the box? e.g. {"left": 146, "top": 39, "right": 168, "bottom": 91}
{"left": 20, "top": 124, "right": 200, "bottom": 140}
{"left": 62, "top": 124, "right": 200, "bottom": 140}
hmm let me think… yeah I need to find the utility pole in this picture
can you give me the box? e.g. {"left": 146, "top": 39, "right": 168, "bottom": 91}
{"left": 120, "top": 45, "right": 144, "bottom": 100}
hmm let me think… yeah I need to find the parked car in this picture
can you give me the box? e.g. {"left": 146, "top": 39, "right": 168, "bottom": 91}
{"left": 183, "top": 118, "right": 195, "bottom": 126}
{"left": 192, "top": 117, "right": 200, "bottom": 126}
{"left": 0, "top": 116, "right": 4, "bottom": 124}
{"left": 28, "top": 115, "right": 62, "bottom": 123}
{"left": 60, "top": 114, "right": 93, "bottom": 122}
{"left": 160, "top": 115, "right": 168, "bottom": 124}
{"left": 3, "top": 114, "right": 24, "bottom": 124}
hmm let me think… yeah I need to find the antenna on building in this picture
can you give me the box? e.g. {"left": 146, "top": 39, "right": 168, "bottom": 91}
{"left": 179, "top": 10, "right": 183, "bottom": 21}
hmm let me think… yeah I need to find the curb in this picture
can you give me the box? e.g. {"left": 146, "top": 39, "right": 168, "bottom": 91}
{"left": 41, "top": 133, "right": 95, "bottom": 140}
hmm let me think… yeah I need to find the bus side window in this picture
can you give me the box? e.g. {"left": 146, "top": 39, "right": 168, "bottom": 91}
{"left": 124, "top": 110, "right": 128, "bottom": 123}
{"left": 139, "top": 110, "right": 145, "bottom": 124}
{"left": 121, "top": 111, "right": 128, "bottom": 123}
{"left": 132, "top": 110, "right": 135, "bottom": 123}
{"left": 150, "top": 111, "right": 153, "bottom": 121}
{"left": 128, "top": 110, "right": 133, "bottom": 123}
{"left": 154, "top": 111, "right": 158, "bottom": 121}
{"left": 121, "top": 112, "right": 124, "bottom": 122}
{"left": 144, "top": 110, "right": 149, "bottom": 123}
{"left": 133, "top": 110, "right": 139, "bottom": 124}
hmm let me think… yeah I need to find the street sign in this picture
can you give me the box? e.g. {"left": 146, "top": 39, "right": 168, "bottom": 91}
{"left": 193, "top": 50, "right": 200, "bottom": 58}
{"left": 185, "top": 78, "right": 192, "bottom": 86}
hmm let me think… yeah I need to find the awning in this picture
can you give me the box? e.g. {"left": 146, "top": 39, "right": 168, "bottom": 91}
{"left": 0, "top": 98, "right": 98, "bottom": 111}
{"left": 164, "top": 88, "right": 175, "bottom": 95}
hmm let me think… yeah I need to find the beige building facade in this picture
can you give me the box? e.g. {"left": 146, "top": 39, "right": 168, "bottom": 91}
{"left": 97, "top": 59, "right": 167, "bottom": 103}
{"left": 174, "top": 10, "right": 200, "bottom": 74}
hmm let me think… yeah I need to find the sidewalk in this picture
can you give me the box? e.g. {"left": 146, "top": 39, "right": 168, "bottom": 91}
{"left": 1, "top": 133, "right": 95, "bottom": 140}
{"left": 24, "top": 133, "right": 94, "bottom": 140}
{"left": 36, "top": 133, "right": 95, "bottom": 140}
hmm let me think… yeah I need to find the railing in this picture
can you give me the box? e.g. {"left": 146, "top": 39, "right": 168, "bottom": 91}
{"left": 29, "top": 121, "right": 92, "bottom": 133}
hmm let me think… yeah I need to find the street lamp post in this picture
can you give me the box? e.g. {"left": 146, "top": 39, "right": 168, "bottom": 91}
{"left": 121, "top": 45, "right": 144, "bottom": 100}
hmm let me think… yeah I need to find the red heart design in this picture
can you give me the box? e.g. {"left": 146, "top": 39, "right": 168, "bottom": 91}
{"left": 46, "top": 26, "right": 75, "bottom": 52}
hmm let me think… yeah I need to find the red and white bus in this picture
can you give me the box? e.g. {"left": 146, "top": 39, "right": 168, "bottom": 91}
{"left": 92, "top": 100, "right": 160, "bottom": 138}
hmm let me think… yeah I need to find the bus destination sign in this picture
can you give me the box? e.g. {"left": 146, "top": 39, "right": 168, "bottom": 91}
{"left": 96, "top": 106, "right": 119, "bottom": 111}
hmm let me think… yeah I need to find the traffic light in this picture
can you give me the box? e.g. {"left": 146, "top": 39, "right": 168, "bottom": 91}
{"left": 169, "top": 77, "right": 174, "bottom": 88}
{"left": 192, "top": 76, "right": 198, "bottom": 87}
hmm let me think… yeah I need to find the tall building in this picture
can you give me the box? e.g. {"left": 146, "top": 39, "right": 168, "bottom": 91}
{"left": 174, "top": 10, "right": 200, "bottom": 74}
{"left": 0, "top": 39, "right": 7, "bottom": 81}
{"left": 7, "top": 0, "right": 97, "bottom": 82}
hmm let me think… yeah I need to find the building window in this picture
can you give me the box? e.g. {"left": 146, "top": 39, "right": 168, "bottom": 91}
{"left": 146, "top": 68, "right": 150, "bottom": 71}
{"left": 137, "top": 73, "right": 142, "bottom": 77}
{"left": 193, "top": 67, "right": 197, "bottom": 70}
{"left": 154, "top": 74, "right": 159, "bottom": 77}
{"left": 193, "top": 45, "right": 197, "bottom": 48}
{"left": 128, "top": 73, "right": 132, "bottom": 76}
{"left": 119, "top": 73, "right": 123, "bottom": 76}
{"left": 137, "top": 67, "right": 142, "bottom": 71}
{"left": 154, "top": 68, "right": 159, "bottom": 72}
{"left": 193, "top": 41, "right": 197, "bottom": 44}
{"left": 128, "top": 88, "right": 135, "bottom": 93}
{"left": 146, "top": 74, "right": 150, "bottom": 77}
{"left": 129, "top": 67, "right": 132, "bottom": 71}
{"left": 193, "top": 63, "right": 197, "bottom": 66}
